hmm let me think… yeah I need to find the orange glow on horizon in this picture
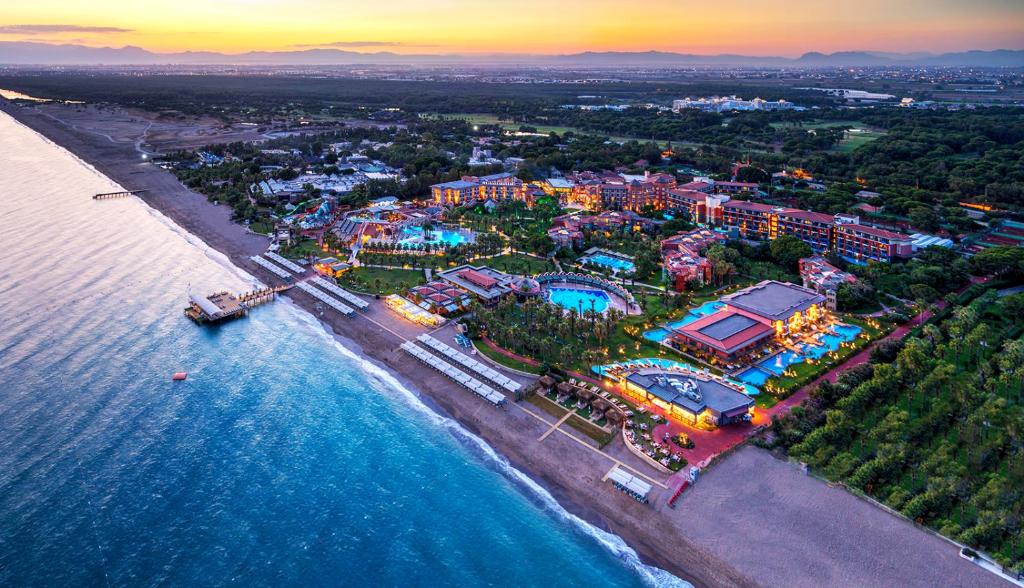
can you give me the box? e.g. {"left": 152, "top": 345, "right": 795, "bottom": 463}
{"left": 0, "top": 1, "right": 1021, "bottom": 56}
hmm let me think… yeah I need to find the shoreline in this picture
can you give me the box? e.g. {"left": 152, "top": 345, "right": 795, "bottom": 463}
{"left": 0, "top": 101, "right": 753, "bottom": 588}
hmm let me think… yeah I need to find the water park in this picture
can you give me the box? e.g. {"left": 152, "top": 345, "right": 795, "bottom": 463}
{"left": 397, "top": 224, "right": 475, "bottom": 247}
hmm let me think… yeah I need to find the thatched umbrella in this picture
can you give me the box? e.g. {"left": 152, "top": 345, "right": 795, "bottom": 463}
{"left": 605, "top": 409, "right": 625, "bottom": 426}
{"left": 538, "top": 375, "right": 556, "bottom": 390}
{"left": 591, "top": 398, "right": 611, "bottom": 413}
{"left": 576, "top": 386, "right": 595, "bottom": 401}
{"left": 556, "top": 381, "right": 574, "bottom": 396}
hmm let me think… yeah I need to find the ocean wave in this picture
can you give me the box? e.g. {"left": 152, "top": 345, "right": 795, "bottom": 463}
{"left": 282, "top": 302, "right": 692, "bottom": 588}
{"left": 2, "top": 108, "right": 690, "bottom": 588}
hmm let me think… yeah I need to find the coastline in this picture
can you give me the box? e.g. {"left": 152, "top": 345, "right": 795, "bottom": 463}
{"left": 0, "top": 101, "right": 753, "bottom": 588}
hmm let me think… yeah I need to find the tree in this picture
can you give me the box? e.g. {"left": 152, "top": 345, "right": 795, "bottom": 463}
{"left": 837, "top": 281, "right": 876, "bottom": 311}
{"left": 909, "top": 206, "right": 941, "bottom": 232}
{"left": 769, "top": 235, "right": 813, "bottom": 272}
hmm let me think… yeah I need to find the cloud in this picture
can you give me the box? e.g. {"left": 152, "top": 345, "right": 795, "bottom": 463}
{"left": 291, "top": 40, "right": 437, "bottom": 48}
{"left": 0, "top": 24, "right": 134, "bottom": 35}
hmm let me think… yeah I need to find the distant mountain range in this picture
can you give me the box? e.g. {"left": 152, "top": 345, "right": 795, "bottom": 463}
{"left": 1, "top": 41, "right": 1022, "bottom": 67}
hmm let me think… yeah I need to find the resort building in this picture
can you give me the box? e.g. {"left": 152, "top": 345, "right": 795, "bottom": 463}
{"left": 720, "top": 200, "right": 776, "bottom": 239}
{"left": 620, "top": 367, "right": 754, "bottom": 426}
{"left": 408, "top": 280, "right": 474, "bottom": 315}
{"left": 672, "top": 280, "right": 827, "bottom": 362}
{"left": 672, "top": 96, "right": 795, "bottom": 113}
{"left": 713, "top": 181, "right": 759, "bottom": 195}
{"left": 430, "top": 179, "right": 478, "bottom": 206}
{"left": 775, "top": 209, "right": 835, "bottom": 252}
{"left": 665, "top": 191, "right": 915, "bottom": 263}
{"left": 432, "top": 173, "right": 536, "bottom": 208}
{"left": 437, "top": 265, "right": 517, "bottom": 304}
{"left": 674, "top": 311, "right": 777, "bottom": 362}
{"left": 799, "top": 256, "right": 856, "bottom": 311}
{"left": 558, "top": 171, "right": 677, "bottom": 212}
{"left": 834, "top": 221, "right": 913, "bottom": 262}
{"left": 660, "top": 228, "right": 728, "bottom": 291}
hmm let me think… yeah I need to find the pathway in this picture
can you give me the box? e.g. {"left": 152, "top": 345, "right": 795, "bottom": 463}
{"left": 538, "top": 411, "right": 574, "bottom": 442}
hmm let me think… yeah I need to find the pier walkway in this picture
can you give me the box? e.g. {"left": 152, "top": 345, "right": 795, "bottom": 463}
{"left": 93, "top": 189, "right": 147, "bottom": 200}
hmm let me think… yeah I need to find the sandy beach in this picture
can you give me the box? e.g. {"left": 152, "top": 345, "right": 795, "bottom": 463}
{"left": 3, "top": 99, "right": 1009, "bottom": 588}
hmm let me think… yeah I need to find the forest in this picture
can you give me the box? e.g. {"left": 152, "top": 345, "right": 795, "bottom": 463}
{"left": 766, "top": 284, "right": 1024, "bottom": 573}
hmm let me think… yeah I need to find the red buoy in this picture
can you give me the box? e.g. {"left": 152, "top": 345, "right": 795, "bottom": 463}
{"left": 172, "top": 372, "right": 188, "bottom": 381}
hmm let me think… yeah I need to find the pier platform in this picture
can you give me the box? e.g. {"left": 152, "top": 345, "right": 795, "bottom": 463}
{"left": 185, "top": 285, "right": 289, "bottom": 324}
{"left": 93, "top": 189, "right": 147, "bottom": 200}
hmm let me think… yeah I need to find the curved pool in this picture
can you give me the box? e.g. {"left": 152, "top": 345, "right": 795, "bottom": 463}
{"left": 548, "top": 287, "right": 610, "bottom": 314}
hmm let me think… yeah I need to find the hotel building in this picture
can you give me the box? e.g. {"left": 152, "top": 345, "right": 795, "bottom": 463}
{"left": 673, "top": 280, "right": 827, "bottom": 362}
{"left": 431, "top": 173, "right": 535, "bottom": 207}
{"left": 799, "top": 256, "right": 857, "bottom": 311}
{"left": 620, "top": 368, "right": 754, "bottom": 427}
{"left": 667, "top": 191, "right": 914, "bottom": 263}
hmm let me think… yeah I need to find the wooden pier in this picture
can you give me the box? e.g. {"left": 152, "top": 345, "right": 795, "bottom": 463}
{"left": 93, "top": 189, "right": 147, "bottom": 200}
{"left": 185, "top": 284, "right": 290, "bottom": 324}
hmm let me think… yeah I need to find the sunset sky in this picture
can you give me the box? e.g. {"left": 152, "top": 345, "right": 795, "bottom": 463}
{"left": 1, "top": 0, "right": 1023, "bottom": 55}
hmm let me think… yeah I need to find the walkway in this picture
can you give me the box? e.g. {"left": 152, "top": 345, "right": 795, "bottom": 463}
{"left": 538, "top": 411, "right": 574, "bottom": 441}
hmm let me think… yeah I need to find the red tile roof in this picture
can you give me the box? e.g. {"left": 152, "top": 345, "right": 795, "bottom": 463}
{"left": 457, "top": 268, "right": 498, "bottom": 289}
{"left": 676, "top": 310, "right": 775, "bottom": 354}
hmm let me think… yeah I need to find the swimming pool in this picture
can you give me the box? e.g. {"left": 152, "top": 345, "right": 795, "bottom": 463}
{"left": 756, "top": 323, "right": 863, "bottom": 375}
{"left": 642, "top": 328, "right": 671, "bottom": 343}
{"left": 665, "top": 301, "right": 725, "bottom": 330}
{"left": 736, "top": 366, "right": 772, "bottom": 387}
{"left": 584, "top": 253, "right": 635, "bottom": 273}
{"left": 758, "top": 349, "right": 804, "bottom": 375}
{"left": 547, "top": 287, "right": 610, "bottom": 314}
{"left": 399, "top": 226, "right": 469, "bottom": 247}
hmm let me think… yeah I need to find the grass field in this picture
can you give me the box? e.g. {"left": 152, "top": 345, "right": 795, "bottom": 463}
{"left": 339, "top": 266, "right": 424, "bottom": 295}
{"left": 422, "top": 112, "right": 672, "bottom": 146}
{"left": 833, "top": 128, "right": 886, "bottom": 152}
{"left": 769, "top": 119, "right": 886, "bottom": 153}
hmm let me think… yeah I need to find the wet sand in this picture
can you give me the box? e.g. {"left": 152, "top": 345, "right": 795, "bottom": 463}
{"left": 1, "top": 100, "right": 751, "bottom": 588}
{"left": 3, "top": 98, "right": 1007, "bottom": 588}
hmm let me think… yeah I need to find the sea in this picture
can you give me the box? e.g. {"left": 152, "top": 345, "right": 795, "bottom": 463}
{"left": 0, "top": 110, "right": 688, "bottom": 587}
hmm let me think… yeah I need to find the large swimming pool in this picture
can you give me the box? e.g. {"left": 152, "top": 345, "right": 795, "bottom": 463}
{"left": 399, "top": 225, "right": 469, "bottom": 247}
{"left": 584, "top": 253, "right": 635, "bottom": 273}
{"left": 548, "top": 287, "right": 610, "bottom": 314}
{"left": 664, "top": 301, "right": 725, "bottom": 330}
{"left": 755, "top": 323, "right": 864, "bottom": 376}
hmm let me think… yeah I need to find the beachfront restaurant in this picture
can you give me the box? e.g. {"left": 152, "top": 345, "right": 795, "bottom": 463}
{"left": 621, "top": 368, "right": 753, "bottom": 427}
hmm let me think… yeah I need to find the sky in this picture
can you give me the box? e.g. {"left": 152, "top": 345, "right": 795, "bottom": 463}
{"left": 1, "top": 0, "right": 1023, "bottom": 56}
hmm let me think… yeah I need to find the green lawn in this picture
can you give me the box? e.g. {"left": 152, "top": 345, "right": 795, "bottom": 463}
{"left": 278, "top": 238, "right": 326, "bottom": 260}
{"left": 421, "top": 112, "right": 672, "bottom": 145}
{"left": 339, "top": 267, "right": 425, "bottom": 295}
{"left": 473, "top": 340, "right": 543, "bottom": 374}
{"left": 527, "top": 394, "right": 616, "bottom": 447}
{"left": 833, "top": 129, "right": 886, "bottom": 153}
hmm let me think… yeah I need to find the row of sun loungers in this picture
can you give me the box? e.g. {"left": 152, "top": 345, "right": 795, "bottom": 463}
{"left": 311, "top": 277, "right": 369, "bottom": 309}
{"left": 264, "top": 252, "right": 305, "bottom": 274}
{"left": 295, "top": 281, "right": 354, "bottom": 316}
{"left": 416, "top": 335, "right": 522, "bottom": 394}
{"left": 249, "top": 255, "right": 292, "bottom": 279}
{"left": 400, "top": 342, "right": 507, "bottom": 406}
